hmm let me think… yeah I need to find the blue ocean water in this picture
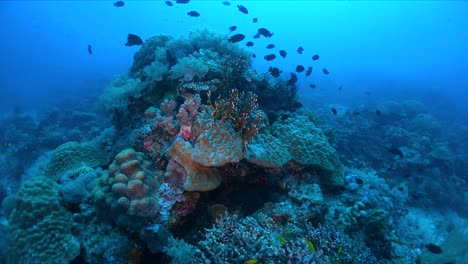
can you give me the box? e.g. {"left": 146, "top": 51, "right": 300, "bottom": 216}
{"left": 0, "top": 1, "right": 467, "bottom": 263}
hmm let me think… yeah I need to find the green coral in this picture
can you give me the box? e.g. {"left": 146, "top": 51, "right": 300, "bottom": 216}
{"left": 44, "top": 141, "right": 109, "bottom": 181}
{"left": 6, "top": 176, "right": 80, "bottom": 264}
{"left": 271, "top": 115, "right": 344, "bottom": 187}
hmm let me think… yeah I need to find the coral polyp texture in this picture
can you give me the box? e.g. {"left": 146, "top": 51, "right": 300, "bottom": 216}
{"left": 6, "top": 176, "right": 80, "bottom": 264}
{"left": 44, "top": 141, "right": 109, "bottom": 181}
{"left": 271, "top": 115, "right": 345, "bottom": 187}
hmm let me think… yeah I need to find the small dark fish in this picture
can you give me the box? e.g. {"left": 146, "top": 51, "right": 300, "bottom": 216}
{"left": 309, "top": 84, "right": 316, "bottom": 89}
{"left": 113, "top": 1, "right": 125, "bottom": 7}
{"left": 376, "top": 109, "right": 381, "bottom": 116}
{"left": 229, "top": 26, "right": 237, "bottom": 32}
{"left": 279, "top": 50, "right": 287, "bottom": 58}
{"left": 338, "top": 85, "right": 342, "bottom": 91}
{"left": 397, "top": 186, "right": 404, "bottom": 191}
{"left": 426, "top": 244, "right": 443, "bottom": 254}
{"left": 246, "top": 41, "right": 254, "bottom": 47}
{"left": 87, "top": 44, "right": 92, "bottom": 55}
{"left": 323, "top": 68, "right": 329, "bottom": 75}
{"left": 331, "top": 108, "right": 337, "bottom": 115}
{"left": 165, "top": 1, "right": 173, "bottom": 6}
{"left": 264, "top": 54, "right": 276, "bottom": 61}
{"left": 266, "top": 44, "right": 275, "bottom": 49}
{"left": 296, "top": 65, "right": 305, "bottom": 73}
{"left": 125, "top": 34, "right": 143, "bottom": 46}
{"left": 355, "top": 177, "right": 364, "bottom": 184}
{"left": 268, "top": 66, "right": 281, "bottom": 78}
{"left": 312, "top": 54, "right": 320, "bottom": 60}
{"left": 176, "top": 0, "right": 190, "bottom": 3}
{"left": 254, "top": 28, "right": 274, "bottom": 38}
{"left": 352, "top": 111, "right": 360, "bottom": 116}
{"left": 305, "top": 66, "right": 312, "bottom": 76}
{"left": 253, "top": 17, "right": 258, "bottom": 23}
{"left": 187, "top": 11, "right": 200, "bottom": 17}
{"left": 252, "top": 53, "right": 256, "bottom": 58}
{"left": 222, "top": 1, "right": 231, "bottom": 6}
{"left": 388, "top": 148, "right": 403, "bottom": 158}
{"left": 228, "top": 33, "right": 245, "bottom": 43}
{"left": 237, "top": 4, "right": 248, "bottom": 14}
{"left": 297, "top": 46, "right": 304, "bottom": 54}
{"left": 287, "top": 73, "right": 297, "bottom": 85}
{"left": 280, "top": 113, "right": 289, "bottom": 121}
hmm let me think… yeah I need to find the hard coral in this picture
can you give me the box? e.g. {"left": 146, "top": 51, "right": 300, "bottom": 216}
{"left": 94, "top": 149, "right": 159, "bottom": 226}
{"left": 6, "top": 176, "right": 80, "bottom": 264}
{"left": 44, "top": 141, "right": 109, "bottom": 181}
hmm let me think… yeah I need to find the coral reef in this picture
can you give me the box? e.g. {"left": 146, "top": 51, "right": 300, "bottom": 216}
{"left": 6, "top": 176, "right": 80, "bottom": 263}
{"left": 44, "top": 141, "right": 109, "bottom": 181}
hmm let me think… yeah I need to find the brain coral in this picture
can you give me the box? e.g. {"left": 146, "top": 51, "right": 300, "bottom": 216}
{"left": 6, "top": 176, "right": 80, "bottom": 264}
{"left": 44, "top": 141, "right": 109, "bottom": 181}
{"left": 94, "top": 149, "right": 159, "bottom": 226}
{"left": 271, "top": 116, "right": 344, "bottom": 187}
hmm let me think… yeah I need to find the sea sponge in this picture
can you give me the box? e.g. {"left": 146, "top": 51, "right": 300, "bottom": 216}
{"left": 6, "top": 176, "right": 80, "bottom": 264}
{"left": 44, "top": 141, "right": 109, "bottom": 181}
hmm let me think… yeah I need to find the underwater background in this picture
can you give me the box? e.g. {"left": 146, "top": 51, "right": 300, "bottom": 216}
{"left": 0, "top": 0, "right": 467, "bottom": 263}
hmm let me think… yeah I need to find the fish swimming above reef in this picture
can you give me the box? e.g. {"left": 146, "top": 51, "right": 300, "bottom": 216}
{"left": 229, "top": 26, "right": 237, "bottom": 32}
{"left": 253, "top": 17, "right": 258, "bottom": 23}
{"left": 176, "top": 0, "right": 190, "bottom": 4}
{"left": 331, "top": 108, "right": 337, "bottom": 115}
{"left": 388, "top": 148, "right": 403, "bottom": 158}
{"left": 266, "top": 44, "right": 275, "bottom": 49}
{"left": 254, "top": 28, "right": 274, "bottom": 38}
{"left": 296, "top": 65, "right": 305, "bottom": 72}
{"left": 165, "top": 1, "right": 174, "bottom": 6}
{"left": 252, "top": 54, "right": 256, "bottom": 58}
{"left": 222, "top": 1, "right": 231, "bottom": 6}
{"left": 268, "top": 66, "right": 281, "bottom": 78}
{"left": 228, "top": 33, "right": 245, "bottom": 43}
{"left": 246, "top": 41, "right": 254, "bottom": 47}
{"left": 279, "top": 50, "right": 287, "bottom": 58}
{"left": 114, "top": 1, "right": 125, "bottom": 7}
{"left": 287, "top": 73, "right": 298, "bottom": 85}
{"left": 312, "top": 54, "right": 320, "bottom": 60}
{"left": 338, "top": 85, "right": 343, "bottom": 91}
{"left": 187, "top": 11, "right": 200, "bottom": 17}
{"left": 309, "top": 84, "right": 316, "bottom": 88}
{"left": 237, "top": 4, "right": 248, "bottom": 14}
{"left": 426, "top": 243, "right": 443, "bottom": 254}
{"left": 264, "top": 54, "right": 276, "bottom": 61}
{"left": 125, "top": 34, "right": 143, "bottom": 46}
{"left": 322, "top": 68, "right": 330, "bottom": 75}
{"left": 297, "top": 46, "right": 304, "bottom": 54}
{"left": 375, "top": 109, "right": 381, "bottom": 116}
{"left": 87, "top": 44, "right": 92, "bottom": 55}
{"left": 305, "top": 66, "right": 312, "bottom": 76}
